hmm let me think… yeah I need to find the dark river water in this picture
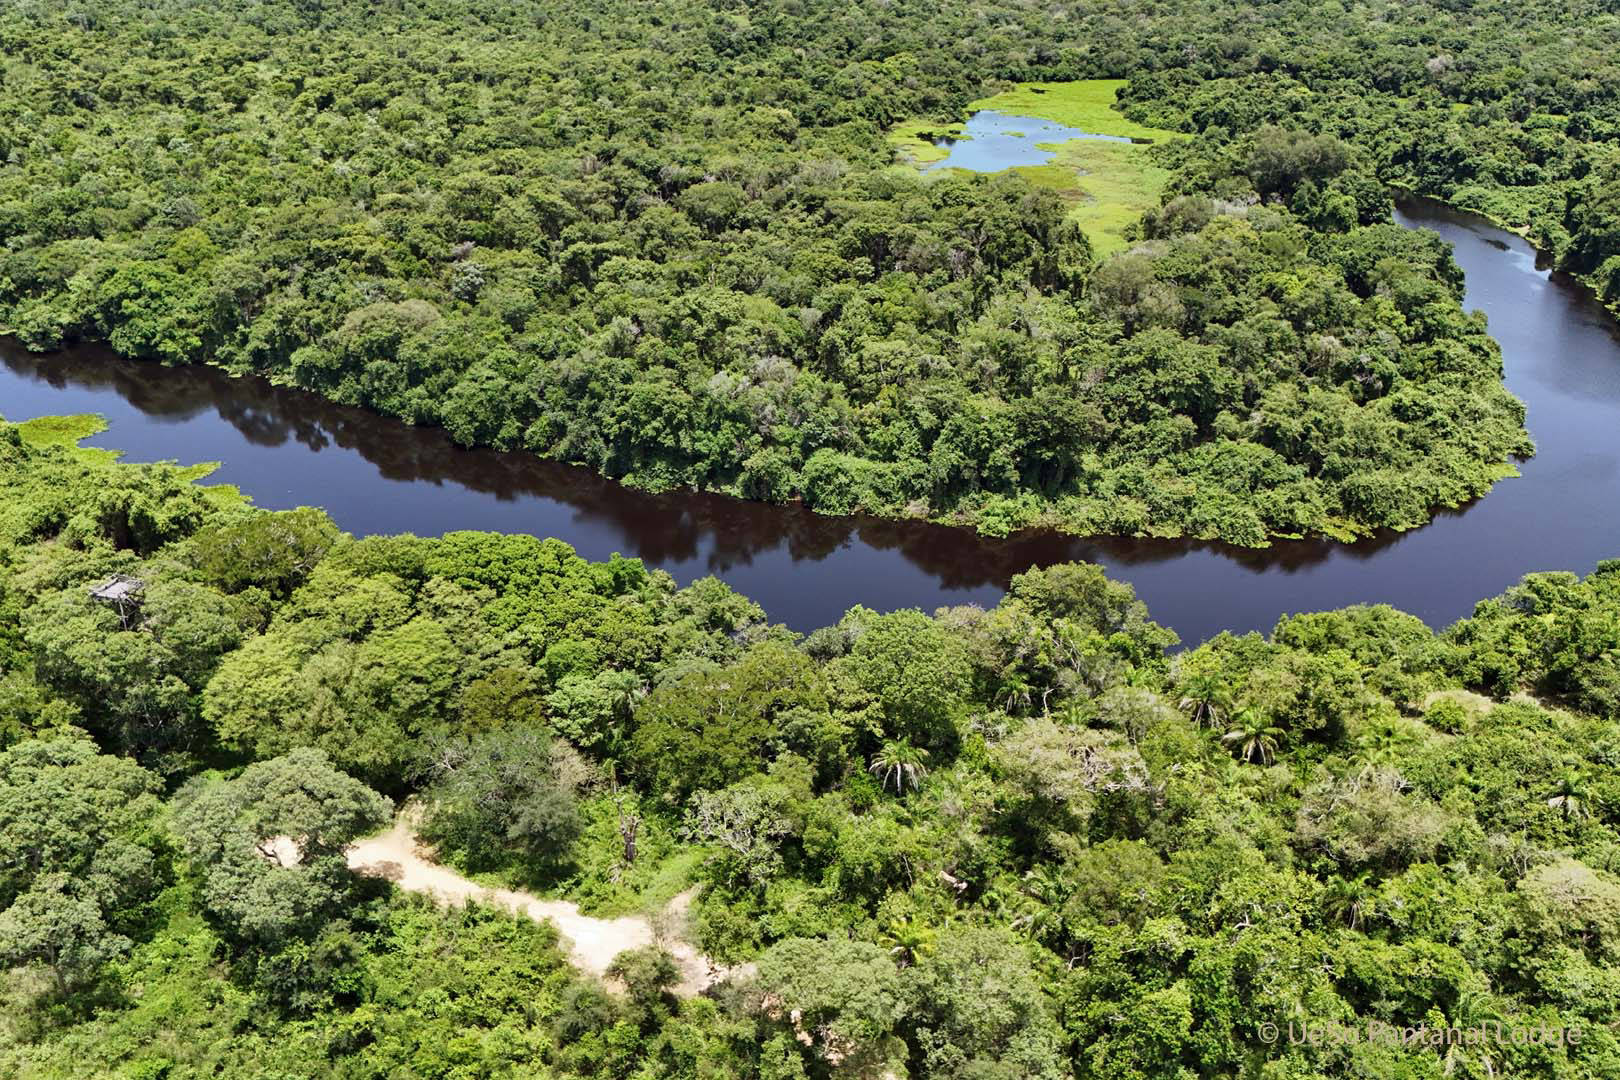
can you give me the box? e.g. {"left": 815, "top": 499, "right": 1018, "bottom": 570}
{"left": 3, "top": 198, "right": 1619, "bottom": 640}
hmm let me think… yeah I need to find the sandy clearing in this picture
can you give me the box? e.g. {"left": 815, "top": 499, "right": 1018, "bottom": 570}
{"left": 345, "top": 814, "right": 742, "bottom": 996}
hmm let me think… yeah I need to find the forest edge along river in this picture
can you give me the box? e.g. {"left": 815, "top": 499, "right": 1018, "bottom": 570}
{"left": 4, "top": 197, "right": 1620, "bottom": 642}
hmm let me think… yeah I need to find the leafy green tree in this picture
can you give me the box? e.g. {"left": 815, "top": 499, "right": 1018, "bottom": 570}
{"left": 188, "top": 507, "right": 341, "bottom": 600}
{"left": 1009, "top": 563, "right": 1178, "bottom": 671}
{"left": 418, "top": 725, "right": 584, "bottom": 871}
{"left": 0, "top": 874, "right": 133, "bottom": 995}
{"left": 0, "top": 735, "right": 162, "bottom": 992}
{"left": 752, "top": 937, "right": 908, "bottom": 1076}
{"left": 23, "top": 578, "right": 239, "bottom": 766}
{"left": 545, "top": 669, "right": 643, "bottom": 751}
{"left": 607, "top": 945, "right": 680, "bottom": 1030}
{"left": 203, "top": 570, "right": 515, "bottom": 786}
{"left": 900, "top": 927, "right": 1066, "bottom": 1080}
{"left": 1063, "top": 840, "right": 1168, "bottom": 931}
{"left": 174, "top": 749, "right": 390, "bottom": 943}
{"left": 457, "top": 666, "right": 546, "bottom": 734}
{"left": 835, "top": 609, "right": 970, "bottom": 750}
{"left": 630, "top": 641, "right": 827, "bottom": 801}
{"left": 0, "top": 734, "right": 162, "bottom": 905}
{"left": 1246, "top": 126, "right": 1353, "bottom": 199}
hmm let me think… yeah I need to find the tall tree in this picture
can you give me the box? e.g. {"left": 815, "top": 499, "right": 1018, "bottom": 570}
{"left": 174, "top": 749, "right": 390, "bottom": 943}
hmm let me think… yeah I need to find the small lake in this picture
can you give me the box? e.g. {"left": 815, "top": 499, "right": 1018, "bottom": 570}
{"left": 924, "top": 110, "right": 1131, "bottom": 172}
{"left": 3, "top": 200, "right": 1619, "bottom": 640}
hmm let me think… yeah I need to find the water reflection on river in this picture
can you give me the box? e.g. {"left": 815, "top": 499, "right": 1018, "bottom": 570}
{"left": 3, "top": 199, "right": 1618, "bottom": 639}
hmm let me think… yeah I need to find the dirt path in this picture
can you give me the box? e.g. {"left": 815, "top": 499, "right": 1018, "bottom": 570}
{"left": 345, "top": 815, "right": 737, "bottom": 996}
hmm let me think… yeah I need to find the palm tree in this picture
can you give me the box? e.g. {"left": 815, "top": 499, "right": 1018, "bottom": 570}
{"left": 1547, "top": 773, "right": 1592, "bottom": 819}
{"left": 1222, "top": 709, "right": 1283, "bottom": 766}
{"left": 1441, "top": 981, "right": 1503, "bottom": 1078}
{"left": 879, "top": 917, "right": 936, "bottom": 969}
{"left": 1177, "top": 672, "right": 1231, "bottom": 730}
{"left": 1014, "top": 865, "right": 1074, "bottom": 950}
{"left": 869, "top": 739, "right": 930, "bottom": 794}
{"left": 1054, "top": 700, "right": 1090, "bottom": 729}
{"left": 1320, "top": 871, "right": 1374, "bottom": 930}
{"left": 1000, "top": 670, "right": 1035, "bottom": 715}
{"left": 1355, "top": 720, "right": 1407, "bottom": 766}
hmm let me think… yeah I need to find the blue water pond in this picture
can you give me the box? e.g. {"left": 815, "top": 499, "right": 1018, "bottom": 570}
{"left": 924, "top": 110, "right": 1131, "bottom": 172}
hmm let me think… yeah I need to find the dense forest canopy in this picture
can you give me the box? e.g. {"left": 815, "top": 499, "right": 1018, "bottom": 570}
{"left": 7, "top": 1, "right": 1620, "bottom": 1074}
{"left": 3, "top": 419, "right": 1620, "bottom": 1078}
{"left": 19, "top": 0, "right": 1620, "bottom": 541}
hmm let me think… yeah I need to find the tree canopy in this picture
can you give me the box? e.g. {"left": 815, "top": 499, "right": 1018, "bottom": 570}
{"left": 6, "top": 0, "right": 1620, "bottom": 1072}
{"left": 1, "top": 418, "right": 1618, "bottom": 1077}
{"left": 8, "top": 0, "right": 1608, "bottom": 545}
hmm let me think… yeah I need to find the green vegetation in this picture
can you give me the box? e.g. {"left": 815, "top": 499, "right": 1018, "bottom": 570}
{"left": 966, "top": 81, "right": 1180, "bottom": 255}
{"left": 1016, "top": 143, "right": 1174, "bottom": 257}
{"left": 1111, "top": 30, "right": 1620, "bottom": 317}
{"left": 3, "top": 423, "right": 1620, "bottom": 1078}
{"left": 13, "top": 414, "right": 107, "bottom": 451}
{"left": 4, "top": 0, "right": 1587, "bottom": 546}
{"left": 890, "top": 82, "right": 1180, "bottom": 256}
{"left": 886, "top": 123, "right": 961, "bottom": 167}
{"left": 7, "top": 1, "right": 1620, "bottom": 1068}
{"left": 968, "top": 80, "right": 1178, "bottom": 143}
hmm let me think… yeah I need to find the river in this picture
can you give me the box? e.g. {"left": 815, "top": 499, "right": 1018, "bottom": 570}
{"left": 3, "top": 198, "right": 1618, "bottom": 640}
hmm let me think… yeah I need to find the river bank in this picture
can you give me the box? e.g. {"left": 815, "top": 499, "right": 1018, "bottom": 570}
{"left": 4, "top": 201, "right": 1618, "bottom": 642}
